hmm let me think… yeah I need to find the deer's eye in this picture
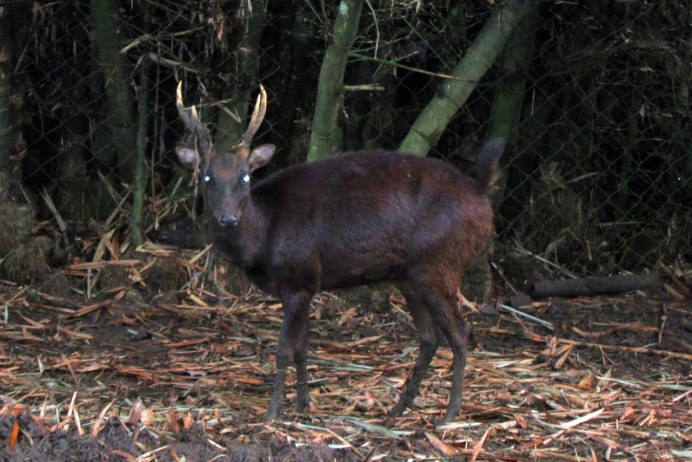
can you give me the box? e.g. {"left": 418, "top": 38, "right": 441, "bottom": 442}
{"left": 203, "top": 174, "right": 211, "bottom": 183}
{"left": 242, "top": 174, "right": 250, "bottom": 183}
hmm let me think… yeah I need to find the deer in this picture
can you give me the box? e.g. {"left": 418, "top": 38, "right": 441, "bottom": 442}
{"left": 174, "top": 82, "right": 505, "bottom": 423}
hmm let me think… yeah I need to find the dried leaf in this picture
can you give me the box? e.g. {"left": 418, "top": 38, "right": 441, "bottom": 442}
{"left": 126, "top": 401, "right": 144, "bottom": 425}
{"left": 10, "top": 417, "right": 18, "bottom": 450}
{"left": 425, "top": 432, "right": 458, "bottom": 456}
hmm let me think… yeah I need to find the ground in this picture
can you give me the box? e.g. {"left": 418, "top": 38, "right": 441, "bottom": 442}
{"left": 0, "top": 252, "right": 690, "bottom": 461}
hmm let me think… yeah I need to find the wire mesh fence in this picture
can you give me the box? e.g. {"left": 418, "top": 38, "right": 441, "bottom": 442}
{"left": 3, "top": 0, "right": 690, "bottom": 282}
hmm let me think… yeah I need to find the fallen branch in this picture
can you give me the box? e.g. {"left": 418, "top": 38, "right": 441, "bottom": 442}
{"left": 531, "top": 273, "right": 662, "bottom": 298}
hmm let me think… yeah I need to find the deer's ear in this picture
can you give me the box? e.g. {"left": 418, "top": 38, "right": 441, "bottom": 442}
{"left": 175, "top": 146, "right": 200, "bottom": 170}
{"left": 248, "top": 144, "right": 275, "bottom": 172}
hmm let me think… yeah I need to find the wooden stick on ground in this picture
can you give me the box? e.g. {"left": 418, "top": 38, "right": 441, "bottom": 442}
{"left": 531, "top": 273, "right": 662, "bottom": 298}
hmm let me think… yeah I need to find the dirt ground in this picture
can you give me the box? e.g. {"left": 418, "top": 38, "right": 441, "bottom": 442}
{"left": 0, "top": 254, "right": 690, "bottom": 461}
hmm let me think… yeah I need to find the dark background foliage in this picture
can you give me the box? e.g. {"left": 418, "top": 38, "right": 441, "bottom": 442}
{"left": 1, "top": 0, "right": 689, "bottom": 281}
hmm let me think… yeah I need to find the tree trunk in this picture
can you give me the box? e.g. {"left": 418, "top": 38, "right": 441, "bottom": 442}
{"left": 398, "top": 0, "right": 528, "bottom": 156}
{"left": 215, "top": 0, "right": 267, "bottom": 151}
{"left": 489, "top": 0, "right": 539, "bottom": 203}
{"left": 489, "top": 0, "right": 538, "bottom": 143}
{"left": 307, "top": 0, "right": 364, "bottom": 162}
{"left": 89, "top": 0, "right": 137, "bottom": 184}
{"left": 56, "top": 42, "right": 90, "bottom": 220}
{"left": 132, "top": 47, "right": 150, "bottom": 246}
{"left": 0, "top": 3, "right": 10, "bottom": 203}
{"left": 273, "top": 3, "right": 315, "bottom": 167}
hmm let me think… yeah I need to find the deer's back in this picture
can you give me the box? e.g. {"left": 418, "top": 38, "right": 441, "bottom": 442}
{"left": 251, "top": 151, "right": 494, "bottom": 290}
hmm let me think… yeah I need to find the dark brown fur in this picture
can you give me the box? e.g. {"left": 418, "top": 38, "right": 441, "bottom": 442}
{"left": 176, "top": 90, "right": 505, "bottom": 422}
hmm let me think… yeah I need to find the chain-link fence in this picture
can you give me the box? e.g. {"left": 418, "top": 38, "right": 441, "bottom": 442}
{"left": 3, "top": 0, "right": 690, "bottom": 283}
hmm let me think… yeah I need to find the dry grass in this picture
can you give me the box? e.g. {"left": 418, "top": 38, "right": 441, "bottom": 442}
{"left": 0, "top": 247, "right": 690, "bottom": 460}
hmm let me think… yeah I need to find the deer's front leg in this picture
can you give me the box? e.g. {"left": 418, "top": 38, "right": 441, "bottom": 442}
{"left": 264, "top": 289, "right": 312, "bottom": 419}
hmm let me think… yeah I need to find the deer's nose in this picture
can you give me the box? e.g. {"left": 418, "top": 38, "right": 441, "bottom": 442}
{"left": 218, "top": 213, "right": 239, "bottom": 227}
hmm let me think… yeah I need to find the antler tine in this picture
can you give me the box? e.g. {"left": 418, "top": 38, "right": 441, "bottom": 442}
{"left": 176, "top": 81, "right": 213, "bottom": 156}
{"left": 239, "top": 84, "right": 268, "bottom": 148}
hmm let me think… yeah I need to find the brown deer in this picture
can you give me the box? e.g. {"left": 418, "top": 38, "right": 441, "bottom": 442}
{"left": 175, "top": 83, "right": 505, "bottom": 423}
